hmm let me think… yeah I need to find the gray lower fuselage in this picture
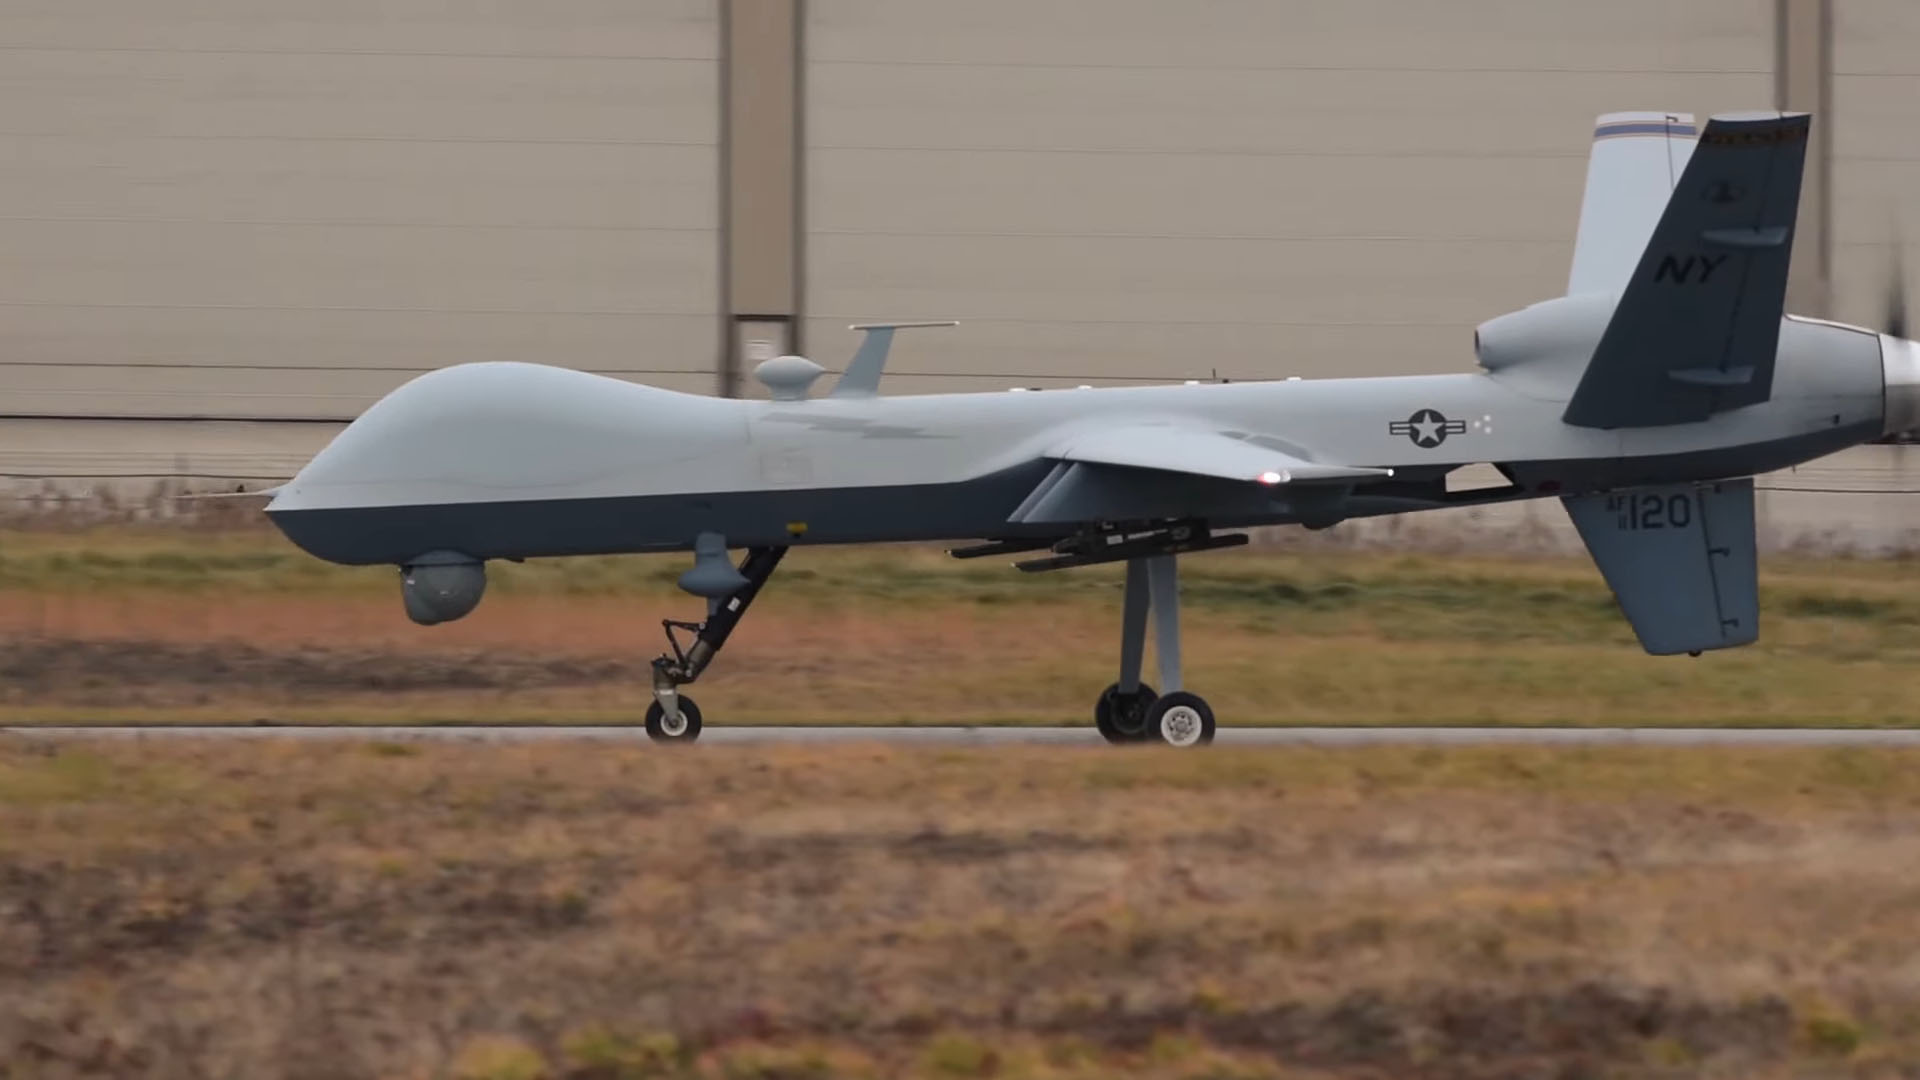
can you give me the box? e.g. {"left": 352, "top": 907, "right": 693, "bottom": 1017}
{"left": 266, "top": 314, "right": 1900, "bottom": 566}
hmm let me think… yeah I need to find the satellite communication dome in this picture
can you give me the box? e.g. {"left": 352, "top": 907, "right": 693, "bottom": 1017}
{"left": 754, "top": 354, "right": 828, "bottom": 400}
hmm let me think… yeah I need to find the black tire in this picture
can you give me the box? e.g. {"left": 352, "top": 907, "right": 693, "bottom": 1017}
{"left": 1144, "top": 691, "right": 1215, "bottom": 747}
{"left": 1094, "top": 682, "right": 1156, "bottom": 743}
{"left": 644, "top": 695, "right": 704, "bottom": 742}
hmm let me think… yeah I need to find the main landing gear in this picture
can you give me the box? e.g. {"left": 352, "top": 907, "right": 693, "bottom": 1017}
{"left": 957, "top": 523, "right": 1224, "bottom": 747}
{"left": 646, "top": 541, "right": 787, "bottom": 743}
{"left": 1094, "top": 555, "right": 1216, "bottom": 747}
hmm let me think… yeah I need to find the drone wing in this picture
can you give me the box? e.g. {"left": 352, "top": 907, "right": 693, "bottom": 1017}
{"left": 1009, "top": 424, "right": 1388, "bottom": 525}
{"left": 1046, "top": 426, "right": 1386, "bottom": 484}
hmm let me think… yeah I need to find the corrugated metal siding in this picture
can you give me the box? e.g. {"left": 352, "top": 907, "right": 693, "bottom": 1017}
{"left": 1831, "top": 0, "right": 1920, "bottom": 331}
{"left": 0, "top": 0, "right": 720, "bottom": 420}
{"left": 803, "top": 0, "right": 1770, "bottom": 391}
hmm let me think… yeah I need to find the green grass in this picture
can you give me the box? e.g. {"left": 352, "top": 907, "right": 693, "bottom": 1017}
{"left": 7, "top": 524, "right": 1920, "bottom": 613}
{"left": 9, "top": 527, "right": 1920, "bottom": 727}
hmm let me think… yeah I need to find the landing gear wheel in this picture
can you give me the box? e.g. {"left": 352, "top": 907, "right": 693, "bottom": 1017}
{"left": 1145, "top": 691, "right": 1215, "bottom": 748}
{"left": 1095, "top": 683, "right": 1157, "bottom": 743}
{"left": 645, "top": 695, "right": 703, "bottom": 743}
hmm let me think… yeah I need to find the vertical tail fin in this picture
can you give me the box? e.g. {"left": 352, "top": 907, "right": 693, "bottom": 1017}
{"left": 1562, "top": 112, "right": 1811, "bottom": 429}
{"left": 1567, "top": 113, "right": 1699, "bottom": 297}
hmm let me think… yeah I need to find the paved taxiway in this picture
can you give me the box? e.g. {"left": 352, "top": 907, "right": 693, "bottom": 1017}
{"left": 7, "top": 726, "right": 1920, "bottom": 746}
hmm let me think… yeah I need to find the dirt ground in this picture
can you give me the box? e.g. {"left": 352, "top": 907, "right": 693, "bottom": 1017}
{"left": 4, "top": 739, "right": 1920, "bottom": 1078}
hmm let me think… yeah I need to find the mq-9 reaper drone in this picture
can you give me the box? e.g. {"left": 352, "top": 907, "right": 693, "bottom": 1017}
{"left": 265, "top": 111, "right": 1920, "bottom": 746}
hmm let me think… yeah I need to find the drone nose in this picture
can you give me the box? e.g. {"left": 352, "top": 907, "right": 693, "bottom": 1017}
{"left": 1881, "top": 333, "right": 1920, "bottom": 438}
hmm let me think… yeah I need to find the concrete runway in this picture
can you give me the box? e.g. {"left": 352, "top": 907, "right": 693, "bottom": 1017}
{"left": 7, "top": 726, "right": 1920, "bottom": 746}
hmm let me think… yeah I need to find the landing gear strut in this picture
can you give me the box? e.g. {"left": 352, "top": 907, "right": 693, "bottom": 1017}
{"left": 1097, "top": 554, "right": 1216, "bottom": 746}
{"left": 987, "top": 521, "right": 1224, "bottom": 747}
{"left": 647, "top": 544, "right": 787, "bottom": 743}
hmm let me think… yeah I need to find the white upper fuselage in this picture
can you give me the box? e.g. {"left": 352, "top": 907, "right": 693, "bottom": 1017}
{"left": 266, "top": 311, "right": 1893, "bottom": 541}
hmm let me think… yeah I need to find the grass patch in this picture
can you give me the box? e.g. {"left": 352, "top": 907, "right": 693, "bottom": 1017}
{"left": 5, "top": 740, "right": 1920, "bottom": 1077}
{"left": 7, "top": 529, "right": 1920, "bottom": 727}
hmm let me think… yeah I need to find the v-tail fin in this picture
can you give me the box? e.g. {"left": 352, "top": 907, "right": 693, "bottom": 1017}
{"left": 1563, "top": 478, "right": 1758, "bottom": 655}
{"left": 1561, "top": 112, "right": 1811, "bottom": 429}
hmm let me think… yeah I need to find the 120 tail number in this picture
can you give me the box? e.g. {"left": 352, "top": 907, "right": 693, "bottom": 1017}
{"left": 1608, "top": 492, "right": 1695, "bottom": 531}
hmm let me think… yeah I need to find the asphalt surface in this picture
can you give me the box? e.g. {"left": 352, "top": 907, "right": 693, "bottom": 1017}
{"left": 7, "top": 726, "right": 1920, "bottom": 745}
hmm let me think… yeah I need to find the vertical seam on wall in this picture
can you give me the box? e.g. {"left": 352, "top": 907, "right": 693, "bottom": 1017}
{"left": 1817, "top": 0, "right": 1833, "bottom": 294}
{"left": 792, "top": 0, "right": 808, "bottom": 358}
{"left": 1773, "top": 0, "right": 1788, "bottom": 109}
{"left": 717, "top": 0, "right": 737, "bottom": 397}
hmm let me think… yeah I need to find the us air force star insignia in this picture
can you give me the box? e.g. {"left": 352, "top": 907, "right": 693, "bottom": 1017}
{"left": 1388, "top": 408, "right": 1468, "bottom": 449}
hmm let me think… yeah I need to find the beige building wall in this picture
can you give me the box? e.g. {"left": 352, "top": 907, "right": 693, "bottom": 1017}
{"left": 803, "top": 0, "right": 1771, "bottom": 391}
{"left": 5, "top": 1, "right": 1918, "bottom": 484}
{"left": 1830, "top": 1, "right": 1920, "bottom": 332}
{"left": 0, "top": 0, "right": 720, "bottom": 422}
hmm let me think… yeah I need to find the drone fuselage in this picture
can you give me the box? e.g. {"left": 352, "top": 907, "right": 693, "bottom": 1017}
{"left": 257, "top": 108, "right": 1920, "bottom": 739}
{"left": 264, "top": 312, "right": 1909, "bottom": 567}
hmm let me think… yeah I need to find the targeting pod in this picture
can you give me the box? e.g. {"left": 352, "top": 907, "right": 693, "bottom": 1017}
{"left": 400, "top": 550, "right": 487, "bottom": 625}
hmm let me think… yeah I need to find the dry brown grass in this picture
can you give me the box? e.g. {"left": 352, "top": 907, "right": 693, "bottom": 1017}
{"left": 4, "top": 739, "right": 1920, "bottom": 1077}
{"left": 7, "top": 526, "right": 1920, "bottom": 726}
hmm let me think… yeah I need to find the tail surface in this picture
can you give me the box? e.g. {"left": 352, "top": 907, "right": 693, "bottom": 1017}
{"left": 1564, "top": 479, "right": 1758, "bottom": 655}
{"left": 1562, "top": 111, "right": 1811, "bottom": 429}
{"left": 1567, "top": 112, "right": 1700, "bottom": 297}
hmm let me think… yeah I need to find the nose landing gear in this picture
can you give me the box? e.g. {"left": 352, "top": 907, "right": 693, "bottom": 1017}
{"left": 644, "top": 692, "right": 703, "bottom": 741}
{"left": 646, "top": 543, "right": 787, "bottom": 743}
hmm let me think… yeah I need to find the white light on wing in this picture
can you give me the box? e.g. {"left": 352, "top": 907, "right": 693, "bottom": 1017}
{"left": 1258, "top": 470, "right": 1285, "bottom": 485}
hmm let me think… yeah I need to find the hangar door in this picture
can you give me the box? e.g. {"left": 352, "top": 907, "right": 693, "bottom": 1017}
{"left": 804, "top": 0, "right": 1767, "bottom": 392}
{"left": 0, "top": 0, "right": 720, "bottom": 420}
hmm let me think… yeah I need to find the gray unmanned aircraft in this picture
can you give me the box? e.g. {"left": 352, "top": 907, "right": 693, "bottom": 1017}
{"left": 266, "top": 109, "right": 1919, "bottom": 746}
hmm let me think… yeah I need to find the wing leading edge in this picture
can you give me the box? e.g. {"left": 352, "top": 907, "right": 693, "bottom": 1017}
{"left": 1046, "top": 426, "right": 1389, "bottom": 485}
{"left": 1007, "top": 425, "right": 1389, "bottom": 526}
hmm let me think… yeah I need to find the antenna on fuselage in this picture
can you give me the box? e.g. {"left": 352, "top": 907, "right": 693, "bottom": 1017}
{"left": 828, "top": 321, "right": 958, "bottom": 399}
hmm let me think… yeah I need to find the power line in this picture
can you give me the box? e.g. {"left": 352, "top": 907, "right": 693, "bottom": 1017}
{"left": 6, "top": 474, "right": 1920, "bottom": 496}
{"left": 0, "top": 359, "right": 1229, "bottom": 382}
{"left": 1756, "top": 485, "right": 1920, "bottom": 494}
{"left": 816, "top": 58, "right": 1768, "bottom": 77}
{"left": 0, "top": 363, "right": 1176, "bottom": 380}
{"left": 0, "top": 413, "right": 352, "bottom": 424}
{"left": 0, "top": 360, "right": 725, "bottom": 375}
{"left": 1, "top": 469, "right": 287, "bottom": 479}
{"left": 0, "top": 132, "right": 712, "bottom": 149}
{"left": 0, "top": 44, "right": 715, "bottom": 62}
